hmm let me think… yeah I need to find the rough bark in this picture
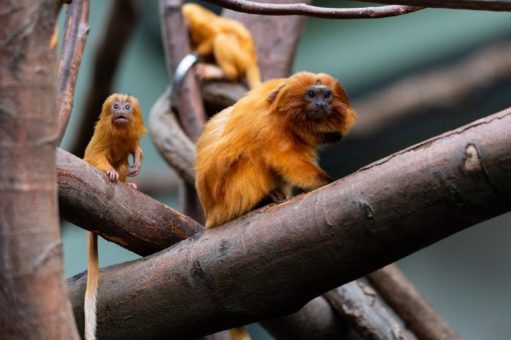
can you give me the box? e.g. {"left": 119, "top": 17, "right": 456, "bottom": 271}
{"left": 368, "top": 265, "right": 459, "bottom": 340}
{"left": 66, "top": 108, "right": 511, "bottom": 339}
{"left": 57, "top": 0, "right": 90, "bottom": 144}
{"left": 57, "top": 148, "right": 202, "bottom": 256}
{"left": 325, "top": 281, "right": 415, "bottom": 340}
{"left": 0, "top": 1, "right": 79, "bottom": 339}
{"left": 70, "top": 0, "right": 138, "bottom": 157}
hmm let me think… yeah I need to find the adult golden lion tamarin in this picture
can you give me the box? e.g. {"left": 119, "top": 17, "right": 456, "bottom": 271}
{"left": 83, "top": 93, "right": 146, "bottom": 340}
{"left": 195, "top": 71, "right": 357, "bottom": 227}
{"left": 182, "top": 3, "right": 261, "bottom": 89}
{"left": 195, "top": 72, "right": 356, "bottom": 339}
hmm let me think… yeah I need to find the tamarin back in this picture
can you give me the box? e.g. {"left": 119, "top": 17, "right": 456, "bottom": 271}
{"left": 182, "top": 3, "right": 261, "bottom": 89}
{"left": 195, "top": 72, "right": 357, "bottom": 228}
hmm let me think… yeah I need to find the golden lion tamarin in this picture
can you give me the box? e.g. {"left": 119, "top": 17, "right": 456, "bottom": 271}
{"left": 195, "top": 72, "right": 357, "bottom": 229}
{"left": 83, "top": 94, "right": 146, "bottom": 340}
{"left": 182, "top": 3, "right": 261, "bottom": 89}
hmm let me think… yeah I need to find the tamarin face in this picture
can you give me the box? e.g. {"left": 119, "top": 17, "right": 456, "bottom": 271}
{"left": 303, "top": 84, "right": 333, "bottom": 118}
{"left": 270, "top": 72, "right": 357, "bottom": 137}
{"left": 101, "top": 94, "right": 142, "bottom": 128}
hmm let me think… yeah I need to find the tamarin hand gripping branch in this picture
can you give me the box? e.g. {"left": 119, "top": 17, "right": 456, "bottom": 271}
{"left": 182, "top": 3, "right": 261, "bottom": 89}
{"left": 195, "top": 72, "right": 357, "bottom": 229}
{"left": 82, "top": 94, "right": 146, "bottom": 340}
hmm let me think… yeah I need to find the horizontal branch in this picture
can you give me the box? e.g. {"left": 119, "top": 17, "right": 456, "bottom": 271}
{"left": 367, "top": 0, "right": 511, "bottom": 11}
{"left": 57, "top": 148, "right": 202, "bottom": 255}
{"left": 67, "top": 108, "right": 511, "bottom": 339}
{"left": 204, "top": 0, "right": 422, "bottom": 18}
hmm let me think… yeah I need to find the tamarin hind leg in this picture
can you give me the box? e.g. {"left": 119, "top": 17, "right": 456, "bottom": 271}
{"left": 245, "top": 63, "right": 261, "bottom": 89}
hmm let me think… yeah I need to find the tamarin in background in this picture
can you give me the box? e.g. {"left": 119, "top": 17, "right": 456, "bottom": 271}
{"left": 182, "top": 3, "right": 261, "bottom": 89}
{"left": 82, "top": 93, "right": 146, "bottom": 340}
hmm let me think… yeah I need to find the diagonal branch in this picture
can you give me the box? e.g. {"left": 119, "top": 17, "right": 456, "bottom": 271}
{"left": 66, "top": 108, "right": 511, "bottom": 339}
{"left": 56, "top": 0, "right": 90, "bottom": 145}
{"left": 205, "top": 0, "right": 422, "bottom": 18}
{"left": 366, "top": 0, "right": 511, "bottom": 11}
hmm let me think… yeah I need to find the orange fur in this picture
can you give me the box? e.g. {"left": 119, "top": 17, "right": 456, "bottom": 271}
{"left": 182, "top": 3, "right": 261, "bottom": 89}
{"left": 195, "top": 72, "right": 357, "bottom": 229}
{"left": 82, "top": 93, "right": 146, "bottom": 340}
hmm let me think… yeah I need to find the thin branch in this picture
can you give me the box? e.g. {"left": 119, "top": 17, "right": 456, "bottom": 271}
{"left": 325, "top": 281, "right": 416, "bottom": 340}
{"left": 205, "top": 0, "right": 422, "bottom": 19}
{"left": 69, "top": 0, "right": 138, "bottom": 157}
{"left": 366, "top": 0, "right": 511, "bottom": 11}
{"left": 368, "top": 265, "right": 459, "bottom": 340}
{"left": 65, "top": 108, "right": 511, "bottom": 339}
{"left": 57, "top": 148, "right": 202, "bottom": 256}
{"left": 56, "top": 0, "right": 90, "bottom": 145}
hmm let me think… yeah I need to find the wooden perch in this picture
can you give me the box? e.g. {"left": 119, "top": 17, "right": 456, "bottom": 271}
{"left": 368, "top": 265, "right": 459, "bottom": 340}
{"left": 65, "top": 108, "right": 511, "bottom": 339}
{"left": 57, "top": 148, "right": 202, "bottom": 256}
{"left": 57, "top": 0, "right": 90, "bottom": 145}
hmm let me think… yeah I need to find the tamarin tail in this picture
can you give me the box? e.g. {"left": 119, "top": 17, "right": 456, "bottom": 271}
{"left": 229, "top": 326, "right": 251, "bottom": 340}
{"left": 85, "top": 232, "right": 99, "bottom": 340}
{"left": 245, "top": 63, "right": 261, "bottom": 90}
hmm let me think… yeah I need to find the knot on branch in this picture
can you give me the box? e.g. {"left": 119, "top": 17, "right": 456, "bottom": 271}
{"left": 462, "top": 144, "right": 482, "bottom": 173}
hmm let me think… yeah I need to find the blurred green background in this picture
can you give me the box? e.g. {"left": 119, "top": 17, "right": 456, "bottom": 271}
{"left": 59, "top": 1, "right": 511, "bottom": 338}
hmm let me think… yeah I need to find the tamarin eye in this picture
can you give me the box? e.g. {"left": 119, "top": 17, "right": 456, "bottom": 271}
{"left": 307, "top": 90, "right": 315, "bottom": 98}
{"left": 324, "top": 92, "right": 332, "bottom": 99}
{"left": 125, "top": 104, "right": 131, "bottom": 110}
{"left": 113, "top": 103, "right": 120, "bottom": 110}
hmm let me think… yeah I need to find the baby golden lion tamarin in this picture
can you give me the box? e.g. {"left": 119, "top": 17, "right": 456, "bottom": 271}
{"left": 83, "top": 94, "right": 146, "bottom": 340}
{"left": 182, "top": 3, "right": 261, "bottom": 89}
{"left": 195, "top": 71, "right": 357, "bottom": 228}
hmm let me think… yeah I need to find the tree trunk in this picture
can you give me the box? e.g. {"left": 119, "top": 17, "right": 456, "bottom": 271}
{"left": 0, "top": 1, "right": 79, "bottom": 339}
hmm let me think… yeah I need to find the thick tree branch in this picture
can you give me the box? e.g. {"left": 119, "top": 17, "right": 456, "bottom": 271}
{"left": 367, "top": 0, "right": 511, "bottom": 11}
{"left": 70, "top": 0, "right": 138, "bottom": 157}
{"left": 206, "top": 0, "right": 422, "bottom": 18}
{"left": 66, "top": 108, "right": 511, "bottom": 339}
{"left": 368, "top": 265, "right": 459, "bottom": 340}
{"left": 57, "top": 0, "right": 90, "bottom": 145}
{"left": 57, "top": 148, "right": 202, "bottom": 256}
{"left": 325, "top": 281, "right": 415, "bottom": 340}
{"left": 0, "top": 1, "right": 78, "bottom": 338}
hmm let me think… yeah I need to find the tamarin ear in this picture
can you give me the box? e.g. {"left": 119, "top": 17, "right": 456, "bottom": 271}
{"left": 267, "top": 83, "right": 285, "bottom": 105}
